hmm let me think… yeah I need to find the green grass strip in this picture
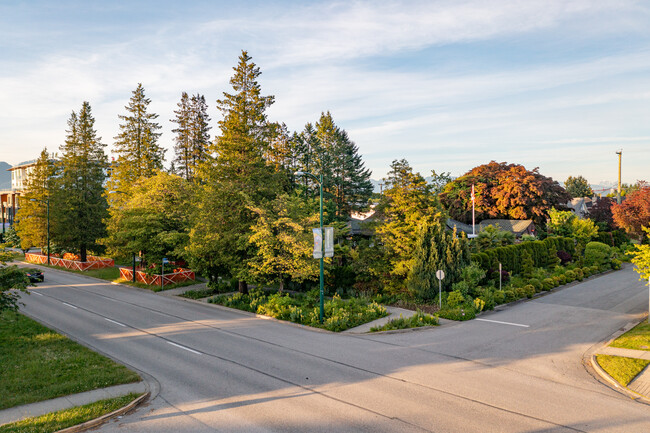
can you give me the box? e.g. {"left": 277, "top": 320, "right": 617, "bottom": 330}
{"left": 610, "top": 321, "right": 650, "bottom": 351}
{"left": 0, "top": 393, "right": 141, "bottom": 433}
{"left": 370, "top": 310, "right": 438, "bottom": 332}
{"left": 0, "top": 312, "right": 140, "bottom": 410}
{"left": 596, "top": 354, "right": 650, "bottom": 386}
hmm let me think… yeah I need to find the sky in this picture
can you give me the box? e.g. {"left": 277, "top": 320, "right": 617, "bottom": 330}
{"left": 1, "top": 0, "right": 649, "bottom": 187}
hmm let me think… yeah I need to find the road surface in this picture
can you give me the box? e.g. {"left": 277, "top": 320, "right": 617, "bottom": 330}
{"left": 18, "top": 264, "right": 650, "bottom": 432}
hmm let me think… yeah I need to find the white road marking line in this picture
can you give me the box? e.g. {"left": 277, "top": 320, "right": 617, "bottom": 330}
{"left": 61, "top": 302, "right": 78, "bottom": 309}
{"left": 32, "top": 291, "right": 43, "bottom": 296}
{"left": 476, "top": 318, "right": 529, "bottom": 328}
{"left": 167, "top": 341, "right": 201, "bottom": 355}
{"left": 104, "top": 318, "right": 126, "bottom": 327}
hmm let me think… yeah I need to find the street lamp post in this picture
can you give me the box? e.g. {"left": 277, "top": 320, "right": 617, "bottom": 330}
{"left": 295, "top": 171, "right": 325, "bottom": 324}
{"left": 30, "top": 198, "right": 50, "bottom": 265}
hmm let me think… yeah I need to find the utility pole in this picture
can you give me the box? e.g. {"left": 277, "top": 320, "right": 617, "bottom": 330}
{"left": 616, "top": 150, "right": 622, "bottom": 204}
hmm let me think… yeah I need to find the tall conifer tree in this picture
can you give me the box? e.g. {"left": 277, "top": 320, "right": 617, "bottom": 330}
{"left": 188, "top": 51, "right": 279, "bottom": 291}
{"left": 51, "top": 102, "right": 108, "bottom": 262}
{"left": 108, "top": 83, "right": 164, "bottom": 196}
{"left": 309, "top": 112, "right": 373, "bottom": 219}
{"left": 15, "top": 148, "right": 56, "bottom": 251}
{"left": 171, "top": 92, "right": 211, "bottom": 181}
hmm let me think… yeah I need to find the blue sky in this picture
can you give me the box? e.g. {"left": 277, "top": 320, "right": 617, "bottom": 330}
{"left": 1, "top": 0, "right": 649, "bottom": 186}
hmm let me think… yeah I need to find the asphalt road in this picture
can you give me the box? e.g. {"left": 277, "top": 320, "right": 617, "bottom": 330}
{"left": 17, "top": 263, "right": 650, "bottom": 432}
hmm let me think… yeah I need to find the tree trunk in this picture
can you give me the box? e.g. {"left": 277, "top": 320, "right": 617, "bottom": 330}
{"left": 279, "top": 279, "right": 284, "bottom": 293}
{"left": 80, "top": 246, "right": 87, "bottom": 262}
{"left": 238, "top": 280, "right": 248, "bottom": 294}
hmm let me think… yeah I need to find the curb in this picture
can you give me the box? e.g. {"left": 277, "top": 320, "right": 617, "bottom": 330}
{"left": 55, "top": 391, "right": 149, "bottom": 433}
{"left": 584, "top": 315, "right": 650, "bottom": 405}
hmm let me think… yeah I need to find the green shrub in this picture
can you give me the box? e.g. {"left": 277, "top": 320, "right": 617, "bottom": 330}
{"left": 493, "top": 289, "right": 506, "bottom": 304}
{"left": 611, "top": 258, "right": 622, "bottom": 270}
{"left": 473, "top": 298, "right": 486, "bottom": 312}
{"left": 370, "top": 310, "right": 438, "bottom": 332}
{"left": 585, "top": 241, "right": 612, "bottom": 270}
{"left": 438, "top": 305, "right": 476, "bottom": 321}
{"left": 542, "top": 278, "right": 555, "bottom": 290}
{"left": 528, "top": 278, "right": 543, "bottom": 292}
{"left": 504, "top": 289, "right": 516, "bottom": 303}
{"left": 514, "top": 287, "right": 526, "bottom": 299}
{"left": 524, "top": 285, "right": 536, "bottom": 298}
{"left": 590, "top": 265, "right": 599, "bottom": 275}
{"left": 564, "top": 270, "right": 576, "bottom": 282}
{"left": 574, "top": 268, "right": 584, "bottom": 281}
{"left": 446, "top": 290, "right": 465, "bottom": 308}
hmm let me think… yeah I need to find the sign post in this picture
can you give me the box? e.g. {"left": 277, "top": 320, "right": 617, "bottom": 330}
{"left": 161, "top": 258, "right": 169, "bottom": 290}
{"left": 499, "top": 262, "right": 502, "bottom": 291}
{"left": 436, "top": 269, "right": 445, "bottom": 310}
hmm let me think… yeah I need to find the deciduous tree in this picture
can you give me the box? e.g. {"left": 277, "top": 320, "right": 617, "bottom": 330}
{"left": 247, "top": 194, "right": 319, "bottom": 291}
{"left": 440, "top": 161, "right": 570, "bottom": 225}
{"left": 103, "top": 171, "right": 191, "bottom": 266}
{"left": 612, "top": 184, "right": 650, "bottom": 242}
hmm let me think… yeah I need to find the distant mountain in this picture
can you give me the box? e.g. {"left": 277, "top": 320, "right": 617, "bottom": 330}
{"left": 0, "top": 162, "right": 11, "bottom": 190}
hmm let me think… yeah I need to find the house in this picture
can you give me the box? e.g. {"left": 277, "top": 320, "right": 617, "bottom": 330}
{"left": 566, "top": 197, "right": 594, "bottom": 218}
{"left": 348, "top": 208, "right": 377, "bottom": 237}
{"left": 447, "top": 218, "right": 535, "bottom": 237}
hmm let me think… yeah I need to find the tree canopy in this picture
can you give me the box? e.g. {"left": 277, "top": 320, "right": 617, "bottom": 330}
{"left": 439, "top": 161, "right": 570, "bottom": 225}
{"left": 612, "top": 184, "right": 650, "bottom": 242}
{"left": 15, "top": 148, "right": 55, "bottom": 252}
{"left": 51, "top": 102, "right": 108, "bottom": 262}
{"left": 108, "top": 83, "right": 164, "bottom": 199}
{"left": 564, "top": 175, "right": 593, "bottom": 198}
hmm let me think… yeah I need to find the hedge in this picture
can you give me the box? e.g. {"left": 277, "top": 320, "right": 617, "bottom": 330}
{"left": 472, "top": 236, "right": 575, "bottom": 275}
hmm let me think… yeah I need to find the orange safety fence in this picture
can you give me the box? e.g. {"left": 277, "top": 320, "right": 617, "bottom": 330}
{"left": 25, "top": 253, "right": 115, "bottom": 271}
{"left": 119, "top": 267, "right": 195, "bottom": 287}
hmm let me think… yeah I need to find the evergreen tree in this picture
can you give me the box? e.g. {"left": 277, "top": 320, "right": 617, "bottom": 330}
{"left": 311, "top": 112, "right": 373, "bottom": 219}
{"left": 407, "top": 218, "right": 470, "bottom": 299}
{"left": 51, "top": 102, "right": 108, "bottom": 262}
{"left": 171, "top": 92, "right": 211, "bottom": 181}
{"left": 374, "top": 159, "right": 441, "bottom": 292}
{"left": 109, "top": 83, "right": 164, "bottom": 197}
{"left": 188, "top": 51, "right": 279, "bottom": 291}
{"left": 15, "top": 148, "right": 56, "bottom": 252}
{"left": 565, "top": 175, "right": 594, "bottom": 198}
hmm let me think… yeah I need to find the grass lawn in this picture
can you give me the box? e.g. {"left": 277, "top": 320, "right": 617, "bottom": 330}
{"left": 596, "top": 354, "right": 650, "bottom": 386}
{"left": 610, "top": 321, "right": 650, "bottom": 351}
{"left": 370, "top": 310, "right": 439, "bottom": 332}
{"left": 0, "top": 393, "right": 141, "bottom": 433}
{"left": 0, "top": 311, "right": 140, "bottom": 410}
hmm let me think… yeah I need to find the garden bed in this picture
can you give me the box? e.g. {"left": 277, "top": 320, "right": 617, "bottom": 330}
{"left": 118, "top": 267, "right": 195, "bottom": 287}
{"left": 209, "top": 289, "right": 387, "bottom": 332}
{"left": 25, "top": 252, "right": 114, "bottom": 271}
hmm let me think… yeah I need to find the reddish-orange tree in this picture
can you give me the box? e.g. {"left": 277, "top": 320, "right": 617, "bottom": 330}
{"left": 440, "top": 161, "right": 569, "bottom": 225}
{"left": 612, "top": 184, "right": 650, "bottom": 241}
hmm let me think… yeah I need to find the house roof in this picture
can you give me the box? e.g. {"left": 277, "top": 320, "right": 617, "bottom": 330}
{"left": 478, "top": 219, "right": 535, "bottom": 236}
{"left": 446, "top": 219, "right": 475, "bottom": 234}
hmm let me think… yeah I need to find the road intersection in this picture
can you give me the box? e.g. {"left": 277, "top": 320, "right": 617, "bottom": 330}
{"left": 15, "top": 264, "right": 650, "bottom": 432}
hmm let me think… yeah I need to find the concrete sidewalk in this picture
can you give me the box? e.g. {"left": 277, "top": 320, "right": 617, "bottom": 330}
{"left": 0, "top": 382, "right": 147, "bottom": 426}
{"left": 594, "top": 345, "right": 650, "bottom": 399}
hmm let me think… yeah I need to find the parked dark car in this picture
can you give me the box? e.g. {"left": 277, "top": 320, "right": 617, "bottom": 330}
{"left": 25, "top": 268, "right": 44, "bottom": 283}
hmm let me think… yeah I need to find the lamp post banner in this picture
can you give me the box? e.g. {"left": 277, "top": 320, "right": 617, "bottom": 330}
{"left": 324, "top": 227, "right": 334, "bottom": 258}
{"left": 312, "top": 228, "right": 323, "bottom": 259}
